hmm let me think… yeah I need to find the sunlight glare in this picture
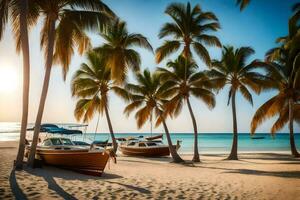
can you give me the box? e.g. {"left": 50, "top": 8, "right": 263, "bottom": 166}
{"left": 0, "top": 67, "right": 18, "bottom": 93}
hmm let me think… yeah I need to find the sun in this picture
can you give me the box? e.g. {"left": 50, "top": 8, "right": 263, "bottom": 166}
{"left": 0, "top": 67, "right": 18, "bottom": 93}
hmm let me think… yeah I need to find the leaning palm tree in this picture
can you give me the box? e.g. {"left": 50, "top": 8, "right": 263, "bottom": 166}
{"left": 28, "top": 0, "right": 115, "bottom": 167}
{"left": 157, "top": 56, "right": 215, "bottom": 162}
{"left": 71, "top": 51, "right": 129, "bottom": 153}
{"left": 123, "top": 69, "right": 184, "bottom": 163}
{"left": 0, "top": 0, "right": 36, "bottom": 168}
{"left": 208, "top": 45, "right": 270, "bottom": 160}
{"left": 251, "top": 51, "right": 300, "bottom": 157}
{"left": 94, "top": 19, "right": 153, "bottom": 83}
{"left": 156, "top": 2, "right": 221, "bottom": 65}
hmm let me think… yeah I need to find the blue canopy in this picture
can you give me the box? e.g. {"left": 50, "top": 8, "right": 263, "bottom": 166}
{"left": 27, "top": 124, "right": 82, "bottom": 135}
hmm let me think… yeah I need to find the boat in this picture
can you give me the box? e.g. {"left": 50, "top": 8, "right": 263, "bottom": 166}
{"left": 251, "top": 136, "right": 265, "bottom": 140}
{"left": 119, "top": 137, "right": 180, "bottom": 157}
{"left": 25, "top": 137, "right": 114, "bottom": 176}
{"left": 145, "top": 134, "right": 163, "bottom": 141}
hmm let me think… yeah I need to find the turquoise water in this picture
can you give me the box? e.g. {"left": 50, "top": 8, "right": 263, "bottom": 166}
{"left": 1, "top": 122, "right": 299, "bottom": 153}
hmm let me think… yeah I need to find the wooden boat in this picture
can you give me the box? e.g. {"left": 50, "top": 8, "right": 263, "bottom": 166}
{"left": 26, "top": 137, "right": 113, "bottom": 176}
{"left": 145, "top": 134, "right": 163, "bottom": 141}
{"left": 119, "top": 139, "right": 180, "bottom": 157}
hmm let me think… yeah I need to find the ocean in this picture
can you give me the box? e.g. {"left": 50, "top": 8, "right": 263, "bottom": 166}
{"left": 1, "top": 122, "right": 299, "bottom": 154}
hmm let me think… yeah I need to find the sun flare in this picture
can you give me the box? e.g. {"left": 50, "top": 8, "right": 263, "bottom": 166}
{"left": 0, "top": 67, "right": 18, "bottom": 93}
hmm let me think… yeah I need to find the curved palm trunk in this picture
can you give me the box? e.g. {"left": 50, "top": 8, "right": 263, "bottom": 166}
{"left": 227, "top": 90, "right": 238, "bottom": 160}
{"left": 161, "top": 117, "right": 184, "bottom": 163}
{"left": 186, "top": 98, "right": 200, "bottom": 162}
{"left": 27, "top": 19, "right": 56, "bottom": 168}
{"left": 104, "top": 106, "right": 118, "bottom": 153}
{"left": 288, "top": 98, "right": 300, "bottom": 157}
{"left": 15, "top": 0, "right": 30, "bottom": 169}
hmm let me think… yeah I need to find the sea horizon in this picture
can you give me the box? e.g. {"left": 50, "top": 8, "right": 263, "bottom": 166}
{"left": 1, "top": 122, "right": 299, "bottom": 154}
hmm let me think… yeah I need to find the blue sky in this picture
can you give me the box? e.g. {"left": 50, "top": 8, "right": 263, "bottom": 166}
{"left": 0, "top": 0, "right": 299, "bottom": 133}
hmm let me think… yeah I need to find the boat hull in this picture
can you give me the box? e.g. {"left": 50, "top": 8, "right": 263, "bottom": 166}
{"left": 119, "top": 145, "right": 175, "bottom": 157}
{"left": 34, "top": 148, "right": 110, "bottom": 176}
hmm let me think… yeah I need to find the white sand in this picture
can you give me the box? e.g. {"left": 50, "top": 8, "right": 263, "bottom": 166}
{"left": 1, "top": 141, "right": 300, "bottom": 199}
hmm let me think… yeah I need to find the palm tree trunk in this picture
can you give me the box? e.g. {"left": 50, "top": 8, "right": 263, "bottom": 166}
{"left": 161, "top": 117, "right": 184, "bottom": 163}
{"left": 27, "top": 19, "right": 56, "bottom": 168}
{"left": 227, "top": 90, "right": 238, "bottom": 160}
{"left": 15, "top": 0, "right": 30, "bottom": 170}
{"left": 186, "top": 97, "right": 200, "bottom": 162}
{"left": 288, "top": 98, "right": 300, "bottom": 157}
{"left": 104, "top": 106, "right": 118, "bottom": 153}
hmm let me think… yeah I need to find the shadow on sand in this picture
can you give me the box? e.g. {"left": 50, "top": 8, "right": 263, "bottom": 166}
{"left": 224, "top": 169, "right": 300, "bottom": 178}
{"left": 10, "top": 165, "right": 123, "bottom": 200}
{"left": 9, "top": 169, "right": 28, "bottom": 200}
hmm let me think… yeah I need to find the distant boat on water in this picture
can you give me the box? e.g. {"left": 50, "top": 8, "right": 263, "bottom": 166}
{"left": 251, "top": 136, "right": 265, "bottom": 140}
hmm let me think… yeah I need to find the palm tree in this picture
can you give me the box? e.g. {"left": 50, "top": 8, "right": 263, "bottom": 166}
{"left": 236, "top": 0, "right": 250, "bottom": 10}
{"left": 251, "top": 52, "right": 300, "bottom": 157}
{"left": 27, "top": 0, "right": 115, "bottom": 167}
{"left": 123, "top": 69, "right": 184, "bottom": 163}
{"left": 156, "top": 2, "right": 221, "bottom": 65}
{"left": 157, "top": 56, "right": 215, "bottom": 162}
{"left": 208, "top": 46, "right": 270, "bottom": 160}
{"left": 0, "top": 0, "right": 35, "bottom": 169}
{"left": 94, "top": 19, "right": 153, "bottom": 83}
{"left": 71, "top": 51, "right": 128, "bottom": 153}
{"left": 251, "top": 8, "right": 300, "bottom": 157}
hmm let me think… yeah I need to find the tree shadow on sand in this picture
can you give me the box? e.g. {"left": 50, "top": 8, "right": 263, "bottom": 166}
{"left": 224, "top": 169, "right": 300, "bottom": 179}
{"left": 9, "top": 169, "right": 28, "bottom": 200}
{"left": 23, "top": 166, "right": 122, "bottom": 200}
{"left": 106, "top": 181, "right": 151, "bottom": 194}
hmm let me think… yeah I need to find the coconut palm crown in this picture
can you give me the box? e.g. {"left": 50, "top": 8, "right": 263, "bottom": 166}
{"left": 94, "top": 19, "right": 153, "bottom": 83}
{"left": 157, "top": 56, "right": 215, "bottom": 162}
{"left": 156, "top": 2, "right": 221, "bottom": 65}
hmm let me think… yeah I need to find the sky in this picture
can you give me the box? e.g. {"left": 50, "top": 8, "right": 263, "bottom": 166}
{"left": 0, "top": 0, "right": 299, "bottom": 133}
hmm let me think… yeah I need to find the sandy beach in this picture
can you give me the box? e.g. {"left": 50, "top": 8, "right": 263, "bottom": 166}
{"left": 0, "top": 141, "right": 299, "bottom": 200}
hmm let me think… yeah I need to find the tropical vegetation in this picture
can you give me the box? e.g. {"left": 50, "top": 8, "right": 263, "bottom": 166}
{"left": 71, "top": 51, "right": 128, "bottom": 153}
{"left": 250, "top": 7, "right": 300, "bottom": 157}
{"left": 156, "top": 2, "right": 221, "bottom": 64}
{"left": 157, "top": 56, "right": 215, "bottom": 162}
{"left": 0, "top": 1, "right": 300, "bottom": 168}
{"left": 94, "top": 19, "right": 153, "bottom": 84}
{"left": 122, "top": 69, "right": 184, "bottom": 163}
{"left": 208, "top": 46, "right": 271, "bottom": 160}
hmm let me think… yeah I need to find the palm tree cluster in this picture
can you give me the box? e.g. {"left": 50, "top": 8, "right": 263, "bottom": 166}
{"left": 0, "top": 1, "right": 299, "bottom": 168}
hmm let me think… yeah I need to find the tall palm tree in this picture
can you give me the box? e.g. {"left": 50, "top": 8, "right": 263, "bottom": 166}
{"left": 123, "top": 69, "right": 184, "bottom": 163}
{"left": 157, "top": 56, "right": 215, "bottom": 162}
{"left": 94, "top": 19, "right": 153, "bottom": 84}
{"left": 251, "top": 51, "right": 300, "bottom": 157}
{"left": 0, "top": 0, "right": 36, "bottom": 169}
{"left": 156, "top": 2, "right": 221, "bottom": 65}
{"left": 27, "top": 0, "right": 115, "bottom": 167}
{"left": 71, "top": 51, "right": 128, "bottom": 153}
{"left": 208, "top": 46, "right": 270, "bottom": 160}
